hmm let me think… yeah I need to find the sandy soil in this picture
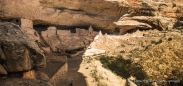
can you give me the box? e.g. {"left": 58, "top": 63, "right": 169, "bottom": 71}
{"left": 78, "top": 55, "right": 126, "bottom": 86}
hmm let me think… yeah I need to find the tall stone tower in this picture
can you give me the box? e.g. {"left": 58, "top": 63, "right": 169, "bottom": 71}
{"left": 88, "top": 25, "right": 93, "bottom": 35}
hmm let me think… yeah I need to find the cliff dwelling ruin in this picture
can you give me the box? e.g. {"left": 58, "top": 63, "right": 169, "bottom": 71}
{"left": 1, "top": 0, "right": 183, "bottom": 86}
{"left": 7, "top": 18, "right": 99, "bottom": 86}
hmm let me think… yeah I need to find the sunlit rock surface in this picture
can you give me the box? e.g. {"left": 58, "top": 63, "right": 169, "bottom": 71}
{"left": 82, "top": 29, "right": 183, "bottom": 86}
{"left": 1, "top": 0, "right": 183, "bottom": 33}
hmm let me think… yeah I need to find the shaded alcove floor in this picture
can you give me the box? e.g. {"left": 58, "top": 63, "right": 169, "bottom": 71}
{"left": 53, "top": 54, "right": 87, "bottom": 86}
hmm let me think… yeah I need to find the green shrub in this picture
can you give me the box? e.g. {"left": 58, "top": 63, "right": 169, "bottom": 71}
{"left": 151, "top": 40, "right": 162, "bottom": 45}
{"left": 155, "top": 39, "right": 162, "bottom": 45}
{"left": 168, "top": 38, "right": 172, "bottom": 41}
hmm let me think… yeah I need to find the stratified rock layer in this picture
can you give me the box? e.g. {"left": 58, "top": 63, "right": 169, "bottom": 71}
{"left": 1, "top": 0, "right": 183, "bottom": 33}
{"left": 0, "top": 0, "right": 128, "bottom": 31}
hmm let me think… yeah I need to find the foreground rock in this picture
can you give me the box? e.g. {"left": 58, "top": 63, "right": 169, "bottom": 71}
{"left": 0, "top": 64, "right": 7, "bottom": 75}
{"left": 0, "top": 22, "right": 46, "bottom": 72}
{"left": 0, "top": 78, "right": 52, "bottom": 86}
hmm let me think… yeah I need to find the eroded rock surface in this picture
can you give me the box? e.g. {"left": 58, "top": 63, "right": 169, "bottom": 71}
{"left": 114, "top": 0, "right": 183, "bottom": 34}
{"left": 0, "top": 22, "right": 46, "bottom": 72}
{"left": 0, "top": 78, "right": 52, "bottom": 86}
{"left": 88, "top": 29, "right": 183, "bottom": 85}
{"left": 0, "top": 64, "right": 7, "bottom": 75}
{"left": 1, "top": 0, "right": 183, "bottom": 34}
{"left": 0, "top": 0, "right": 128, "bottom": 31}
{"left": 0, "top": 0, "right": 183, "bottom": 86}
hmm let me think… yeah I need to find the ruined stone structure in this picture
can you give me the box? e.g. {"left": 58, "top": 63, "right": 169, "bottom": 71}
{"left": 75, "top": 26, "right": 96, "bottom": 36}
{"left": 76, "top": 28, "right": 87, "bottom": 36}
{"left": 41, "top": 26, "right": 57, "bottom": 41}
{"left": 57, "top": 30, "right": 71, "bottom": 36}
{"left": 8, "top": 18, "right": 113, "bottom": 86}
{"left": 50, "top": 61, "right": 68, "bottom": 85}
{"left": 47, "top": 26, "right": 57, "bottom": 37}
{"left": 42, "top": 25, "right": 96, "bottom": 38}
{"left": 40, "top": 25, "right": 98, "bottom": 53}
{"left": 88, "top": 25, "right": 94, "bottom": 35}
{"left": 11, "top": 18, "right": 33, "bottom": 29}
{"left": 11, "top": 18, "right": 40, "bottom": 41}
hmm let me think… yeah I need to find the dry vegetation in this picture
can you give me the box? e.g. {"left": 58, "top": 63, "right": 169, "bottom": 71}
{"left": 80, "top": 27, "right": 183, "bottom": 86}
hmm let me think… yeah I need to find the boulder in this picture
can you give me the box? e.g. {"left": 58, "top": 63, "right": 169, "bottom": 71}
{"left": 23, "top": 70, "right": 36, "bottom": 79}
{"left": 0, "top": 22, "right": 46, "bottom": 72}
{"left": 114, "top": 16, "right": 173, "bottom": 34}
{"left": 0, "top": 47, "right": 6, "bottom": 61}
{"left": 114, "top": 20, "right": 152, "bottom": 34}
{"left": 23, "top": 70, "right": 49, "bottom": 82}
{"left": 0, "top": 78, "right": 52, "bottom": 86}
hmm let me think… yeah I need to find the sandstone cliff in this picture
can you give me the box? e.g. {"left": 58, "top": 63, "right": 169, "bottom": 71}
{"left": 0, "top": 0, "right": 183, "bottom": 86}
{"left": 0, "top": 0, "right": 127, "bottom": 32}
{"left": 0, "top": 0, "right": 182, "bottom": 34}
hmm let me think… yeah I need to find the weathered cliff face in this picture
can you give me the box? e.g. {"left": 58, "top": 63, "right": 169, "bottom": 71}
{"left": 0, "top": 0, "right": 183, "bottom": 86}
{"left": 114, "top": 0, "right": 183, "bottom": 34}
{"left": 1, "top": 0, "right": 182, "bottom": 34}
{"left": 0, "top": 0, "right": 129, "bottom": 32}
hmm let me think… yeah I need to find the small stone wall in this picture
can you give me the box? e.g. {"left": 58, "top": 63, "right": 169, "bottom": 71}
{"left": 20, "top": 18, "right": 33, "bottom": 28}
{"left": 50, "top": 62, "right": 68, "bottom": 84}
{"left": 57, "top": 30, "right": 71, "bottom": 36}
